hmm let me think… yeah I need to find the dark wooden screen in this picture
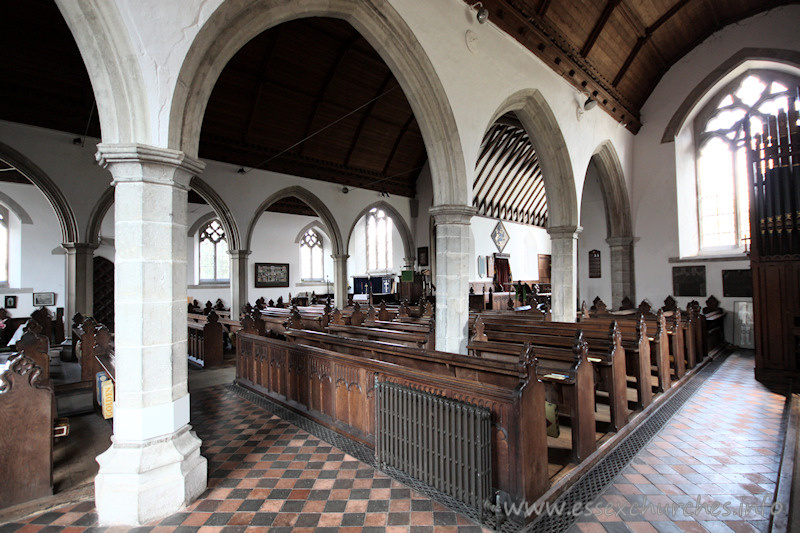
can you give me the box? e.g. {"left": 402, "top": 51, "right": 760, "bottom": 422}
{"left": 93, "top": 257, "right": 114, "bottom": 331}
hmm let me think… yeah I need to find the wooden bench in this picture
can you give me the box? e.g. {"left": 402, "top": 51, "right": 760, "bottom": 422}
{"left": 286, "top": 326, "right": 596, "bottom": 462}
{"left": 586, "top": 298, "right": 673, "bottom": 392}
{"left": 241, "top": 330, "right": 551, "bottom": 507}
{"left": 326, "top": 320, "right": 434, "bottom": 350}
{"left": 468, "top": 329, "right": 597, "bottom": 461}
{"left": 0, "top": 328, "right": 55, "bottom": 509}
{"left": 470, "top": 316, "right": 629, "bottom": 433}
{"left": 188, "top": 310, "right": 223, "bottom": 368}
{"left": 701, "top": 295, "right": 727, "bottom": 355}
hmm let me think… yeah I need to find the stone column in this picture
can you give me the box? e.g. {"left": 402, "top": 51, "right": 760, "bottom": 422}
{"left": 548, "top": 225, "right": 582, "bottom": 323}
{"left": 429, "top": 205, "right": 475, "bottom": 354}
{"left": 93, "top": 144, "right": 207, "bottom": 526}
{"left": 332, "top": 253, "right": 349, "bottom": 309}
{"left": 606, "top": 236, "right": 635, "bottom": 310}
{"left": 62, "top": 242, "right": 98, "bottom": 332}
{"left": 404, "top": 256, "right": 416, "bottom": 270}
{"left": 228, "top": 249, "right": 251, "bottom": 319}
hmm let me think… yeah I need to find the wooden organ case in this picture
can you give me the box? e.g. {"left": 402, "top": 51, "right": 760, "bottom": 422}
{"left": 749, "top": 88, "right": 800, "bottom": 389}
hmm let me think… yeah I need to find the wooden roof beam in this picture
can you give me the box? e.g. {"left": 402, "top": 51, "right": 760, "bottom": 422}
{"left": 243, "top": 28, "right": 281, "bottom": 143}
{"left": 612, "top": 0, "right": 691, "bottom": 87}
{"left": 581, "top": 0, "right": 621, "bottom": 58}
{"left": 298, "top": 36, "right": 359, "bottom": 157}
{"left": 344, "top": 73, "right": 395, "bottom": 168}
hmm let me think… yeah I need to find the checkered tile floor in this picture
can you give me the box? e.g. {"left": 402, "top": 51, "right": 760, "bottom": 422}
{"left": 568, "top": 351, "right": 786, "bottom": 533}
{"left": 0, "top": 382, "right": 489, "bottom": 532}
{"left": 0, "top": 351, "right": 788, "bottom": 533}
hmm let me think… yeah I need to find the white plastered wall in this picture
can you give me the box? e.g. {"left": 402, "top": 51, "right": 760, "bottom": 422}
{"left": 0, "top": 182, "right": 66, "bottom": 317}
{"left": 631, "top": 5, "right": 800, "bottom": 340}
{"left": 469, "top": 217, "right": 551, "bottom": 283}
{"left": 578, "top": 163, "right": 612, "bottom": 307}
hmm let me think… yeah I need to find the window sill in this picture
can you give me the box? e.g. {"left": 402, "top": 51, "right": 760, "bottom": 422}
{"left": 188, "top": 283, "right": 230, "bottom": 289}
{"left": 669, "top": 253, "right": 749, "bottom": 263}
{"left": 297, "top": 281, "right": 327, "bottom": 287}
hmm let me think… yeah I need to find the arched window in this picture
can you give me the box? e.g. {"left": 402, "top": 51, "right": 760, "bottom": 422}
{"left": 695, "top": 71, "right": 799, "bottom": 251}
{"left": 366, "top": 207, "right": 392, "bottom": 272}
{"left": 299, "top": 228, "right": 324, "bottom": 281}
{"left": 199, "top": 220, "right": 229, "bottom": 282}
{"left": 0, "top": 206, "right": 8, "bottom": 285}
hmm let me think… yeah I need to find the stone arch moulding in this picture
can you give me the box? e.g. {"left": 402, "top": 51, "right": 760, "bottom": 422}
{"left": 189, "top": 176, "right": 241, "bottom": 251}
{"left": 86, "top": 177, "right": 241, "bottom": 251}
{"left": 662, "top": 48, "right": 800, "bottom": 143}
{"left": 0, "top": 191, "right": 34, "bottom": 225}
{"left": 345, "top": 201, "right": 415, "bottom": 262}
{"left": 588, "top": 141, "right": 632, "bottom": 240}
{"left": 482, "top": 89, "right": 578, "bottom": 229}
{"left": 169, "top": 0, "right": 469, "bottom": 207}
{"left": 294, "top": 221, "right": 331, "bottom": 244}
{"left": 0, "top": 140, "right": 79, "bottom": 244}
{"left": 55, "top": 0, "right": 151, "bottom": 144}
{"left": 86, "top": 186, "right": 115, "bottom": 245}
{"left": 245, "top": 186, "right": 343, "bottom": 256}
{"left": 587, "top": 141, "right": 635, "bottom": 307}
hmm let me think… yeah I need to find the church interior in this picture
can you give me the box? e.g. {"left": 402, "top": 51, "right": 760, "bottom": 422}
{"left": 1, "top": 0, "right": 799, "bottom": 531}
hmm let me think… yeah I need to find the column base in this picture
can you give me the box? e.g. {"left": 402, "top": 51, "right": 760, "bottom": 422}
{"left": 94, "top": 424, "right": 207, "bottom": 526}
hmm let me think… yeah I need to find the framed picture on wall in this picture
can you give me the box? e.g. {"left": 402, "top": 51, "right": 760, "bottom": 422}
{"left": 417, "top": 247, "right": 429, "bottom": 267}
{"left": 4, "top": 295, "right": 17, "bottom": 309}
{"left": 254, "top": 263, "right": 289, "bottom": 288}
{"left": 33, "top": 292, "right": 56, "bottom": 306}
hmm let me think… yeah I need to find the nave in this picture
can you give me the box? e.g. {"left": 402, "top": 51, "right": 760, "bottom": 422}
{"left": 0, "top": 350, "right": 791, "bottom": 533}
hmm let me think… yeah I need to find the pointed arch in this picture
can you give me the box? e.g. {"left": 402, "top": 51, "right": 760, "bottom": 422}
{"left": 294, "top": 221, "right": 330, "bottom": 244}
{"left": 0, "top": 141, "right": 79, "bottom": 244}
{"left": 588, "top": 142, "right": 632, "bottom": 240}
{"left": 0, "top": 191, "right": 33, "bottom": 225}
{"left": 169, "top": 0, "right": 468, "bottom": 206}
{"left": 55, "top": 0, "right": 151, "bottom": 143}
{"left": 86, "top": 177, "right": 241, "bottom": 252}
{"left": 482, "top": 89, "right": 578, "bottom": 229}
{"left": 86, "top": 186, "right": 115, "bottom": 245}
{"left": 662, "top": 48, "right": 800, "bottom": 143}
{"left": 189, "top": 176, "right": 241, "bottom": 251}
{"left": 245, "top": 186, "right": 343, "bottom": 255}
{"left": 584, "top": 141, "right": 635, "bottom": 307}
{"left": 345, "top": 201, "right": 414, "bottom": 262}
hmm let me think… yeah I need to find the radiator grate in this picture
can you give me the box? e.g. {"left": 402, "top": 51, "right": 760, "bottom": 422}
{"left": 376, "top": 381, "right": 493, "bottom": 518}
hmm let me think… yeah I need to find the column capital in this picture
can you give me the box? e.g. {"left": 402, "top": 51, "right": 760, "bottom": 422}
{"left": 227, "top": 249, "right": 252, "bottom": 259}
{"left": 606, "top": 236, "right": 634, "bottom": 247}
{"left": 547, "top": 225, "right": 583, "bottom": 239}
{"left": 429, "top": 204, "right": 476, "bottom": 225}
{"left": 331, "top": 254, "right": 350, "bottom": 261}
{"left": 96, "top": 143, "right": 205, "bottom": 189}
{"left": 404, "top": 256, "right": 416, "bottom": 268}
{"left": 62, "top": 242, "right": 100, "bottom": 253}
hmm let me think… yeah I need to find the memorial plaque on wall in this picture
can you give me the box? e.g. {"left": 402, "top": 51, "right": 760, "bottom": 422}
{"left": 672, "top": 265, "right": 706, "bottom": 297}
{"left": 722, "top": 269, "right": 753, "bottom": 297}
{"left": 588, "top": 250, "right": 601, "bottom": 278}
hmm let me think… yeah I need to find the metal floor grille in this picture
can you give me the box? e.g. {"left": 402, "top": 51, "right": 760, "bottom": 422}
{"left": 230, "top": 352, "right": 728, "bottom": 533}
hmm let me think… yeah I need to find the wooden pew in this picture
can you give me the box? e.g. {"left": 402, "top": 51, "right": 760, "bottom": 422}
{"left": 0, "top": 346, "right": 54, "bottom": 509}
{"left": 286, "top": 325, "right": 595, "bottom": 462}
{"left": 187, "top": 310, "right": 223, "bottom": 368}
{"left": 702, "top": 295, "right": 726, "bottom": 355}
{"left": 240, "top": 330, "right": 551, "bottom": 508}
{"left": 586, "top": 299, "right": 671, "bottom": 393}
{"left": 468, "top": 328, "right": 597, "bottom": 461}
{"left": 470, "top": 316, "right": 628, "bottom": 433}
